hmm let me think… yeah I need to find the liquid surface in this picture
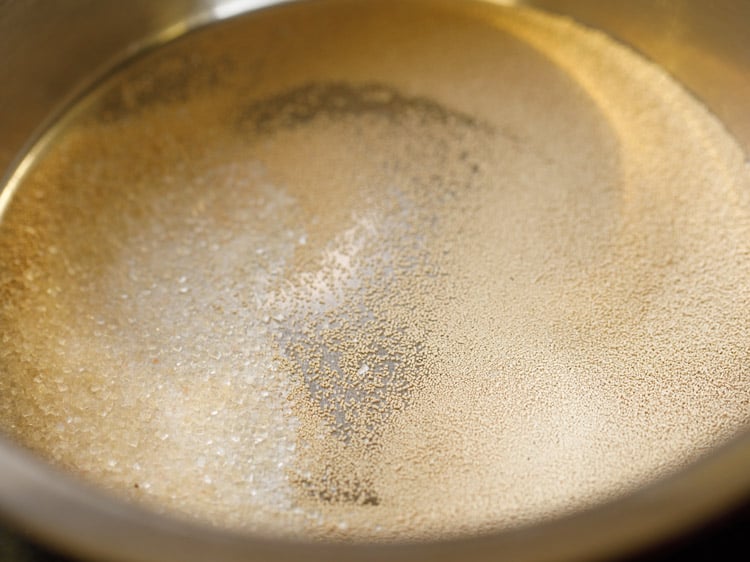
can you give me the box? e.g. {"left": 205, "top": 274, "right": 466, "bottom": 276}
{"left": 1, "top": 0, "right": 750, "bottom": 541}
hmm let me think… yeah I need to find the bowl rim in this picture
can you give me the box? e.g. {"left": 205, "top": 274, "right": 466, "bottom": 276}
{"left": 2, "top": 428, "right": 749, "bottom": 562}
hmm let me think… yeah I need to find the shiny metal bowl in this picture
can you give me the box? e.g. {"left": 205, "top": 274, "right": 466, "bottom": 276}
{"left": 1, "top": 1, "right": 749, "bottom": 561}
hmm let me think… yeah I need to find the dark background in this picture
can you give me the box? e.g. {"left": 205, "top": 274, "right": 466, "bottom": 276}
{"left": 2, "top": 500, "right": 749, "bottom": 562}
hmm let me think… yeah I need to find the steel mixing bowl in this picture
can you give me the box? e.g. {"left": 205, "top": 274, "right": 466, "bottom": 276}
{"left": 1, "top": 1, "right": 749, "bottom": 561}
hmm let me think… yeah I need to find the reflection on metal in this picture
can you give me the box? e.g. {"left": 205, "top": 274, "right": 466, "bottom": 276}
{"left": 212, "top": 0, "right": 291, "bottom": 20}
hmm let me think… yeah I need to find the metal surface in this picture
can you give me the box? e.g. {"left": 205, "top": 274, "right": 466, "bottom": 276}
{"left": 1, "top": 1, "right": 750, "bottom": 561}
{"left": 531, "top": 0, "right": 750, "bottom": 150}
